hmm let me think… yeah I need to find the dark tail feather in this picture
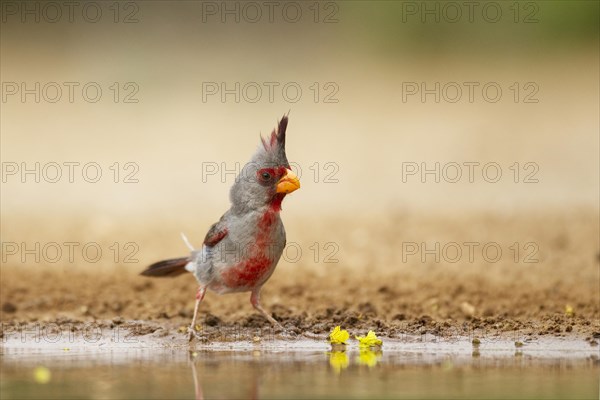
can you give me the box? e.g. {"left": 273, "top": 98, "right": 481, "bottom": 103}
{"left": 140, "top": 257, "right": 189, "bottom": 277}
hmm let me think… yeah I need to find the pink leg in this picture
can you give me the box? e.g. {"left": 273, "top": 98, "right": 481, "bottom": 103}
{"left": 250, "top": 287, "right": 283, "bottom": 329}
{"left": 190, "top": 358, "right": 204, "bottom": 400}
{"left": 188, "top": 286, "right": 206, "bottom": 341}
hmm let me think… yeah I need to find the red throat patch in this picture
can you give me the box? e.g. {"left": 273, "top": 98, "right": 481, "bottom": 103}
{"left": 270, "top": 193, "right": 285, "bottom": 212}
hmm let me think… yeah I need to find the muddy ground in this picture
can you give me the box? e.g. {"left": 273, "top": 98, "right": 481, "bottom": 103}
{"left": 1, "top": 210, "right": 599, "bottom": 345}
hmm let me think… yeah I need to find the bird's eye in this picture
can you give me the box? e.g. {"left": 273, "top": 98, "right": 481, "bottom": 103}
{"left": 261, "top": 172, "right": 271, "bottom": 181}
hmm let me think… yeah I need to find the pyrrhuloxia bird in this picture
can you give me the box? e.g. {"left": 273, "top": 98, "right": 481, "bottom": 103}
{"left": 141, "top": 115, "right": 300, "bottom": 340}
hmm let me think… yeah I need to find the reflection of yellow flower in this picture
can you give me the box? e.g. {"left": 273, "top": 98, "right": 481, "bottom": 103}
{"left": 355, "top": 331, "right": 383, "bottom": 348}
{"left": 357, "top": 349, "right": 381, "bottom": 367}
{"left": 329, "top": 326, "right": 349, "bottom": 344}
{"left": 442, "top": 359, "right": 454, "bottom": 371}
{"left": 329, "top": 351, "right": 349, "bottom": 373}
{"left": 33, "top": 366, "right": 51, "bottom": 384}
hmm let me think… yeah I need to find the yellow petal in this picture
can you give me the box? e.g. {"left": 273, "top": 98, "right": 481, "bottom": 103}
{"left": 329, "top": 351, "right": 349, "bottom": 373}
{"left": 565, "top": 305, "right": 574, "bottom": 316}
{"left": 357, "top": 349, "right": 381, "bottom": 367}
{"left": 356, "top": 330, "right": 383, "bottom": 348}
{"left": 329, "top": 326, "right": 350, "bottom": 344}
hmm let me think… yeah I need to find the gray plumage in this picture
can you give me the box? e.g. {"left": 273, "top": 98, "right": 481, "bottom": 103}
{"left": 142, "top": 115, "right": 299, "bottom": 336}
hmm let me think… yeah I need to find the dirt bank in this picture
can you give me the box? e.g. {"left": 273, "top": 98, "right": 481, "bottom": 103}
{"left": 1, "top": 210, "right": 598, "bottom": 344}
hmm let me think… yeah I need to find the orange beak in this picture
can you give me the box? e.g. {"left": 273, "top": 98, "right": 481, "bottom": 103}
{"left": 276, "top": 168, "right": 300, "bottom": 194}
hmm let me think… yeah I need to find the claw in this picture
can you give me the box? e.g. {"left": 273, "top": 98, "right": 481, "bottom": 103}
{"left": 187, "top": 326, "right": 196, "bottom": 342}
{"left": 187, "top": 326, "right": 209, "bottom": 343}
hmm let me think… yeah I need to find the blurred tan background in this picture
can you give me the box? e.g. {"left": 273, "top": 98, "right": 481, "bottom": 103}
{"left": 1, "top": 1, "right": 598, "bottom": 271}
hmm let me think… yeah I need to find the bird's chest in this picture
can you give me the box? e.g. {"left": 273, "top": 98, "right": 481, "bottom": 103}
{"left": 220, "top": 210, "right": 285, "bottom": 290}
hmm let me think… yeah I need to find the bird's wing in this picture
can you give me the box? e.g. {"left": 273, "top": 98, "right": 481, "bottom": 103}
{"left": 203, "top": 219, "right": 229, "bottom": 247}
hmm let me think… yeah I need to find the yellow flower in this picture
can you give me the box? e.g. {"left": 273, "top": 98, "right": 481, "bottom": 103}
{"left": 565, "top": 305, "right": 574, "bottom": 316}
{"left": 329, "top": 326, "right": 349, "bottom": 345}
{"left": 355, "top": 330, "right": 383, "bottom": 348}
{"left": 328, "top": 351, "right": 349, "bottom": 373}
{"left": 357, "top": 349, "right": 382, "bottom": 367}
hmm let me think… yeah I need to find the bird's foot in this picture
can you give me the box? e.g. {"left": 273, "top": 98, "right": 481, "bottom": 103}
{"left": 187, "top": 326, "right": 208, "bottom": 343}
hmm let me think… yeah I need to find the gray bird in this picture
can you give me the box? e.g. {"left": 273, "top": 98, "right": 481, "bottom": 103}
{"left": 141, "top": 115, "right": 300, "bottom": 340}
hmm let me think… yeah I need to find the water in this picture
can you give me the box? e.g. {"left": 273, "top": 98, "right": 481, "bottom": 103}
{"left": 1, "top": 338, "right": 598, "bottom": 399}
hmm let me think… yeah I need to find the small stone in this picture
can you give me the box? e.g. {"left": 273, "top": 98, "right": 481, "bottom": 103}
{"left": 515, "top": 341, "right": 524, "bottom": 348}
{"left": 472, "top": 338, "right": 481, "bottom": 346}
{"left": 330, "top": 343, "right": 346, "bottom": 352}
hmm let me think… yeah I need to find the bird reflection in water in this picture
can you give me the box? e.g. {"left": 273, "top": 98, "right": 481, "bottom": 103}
{"left": 189, "top": 352, "right": 259, "bottom": 400}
